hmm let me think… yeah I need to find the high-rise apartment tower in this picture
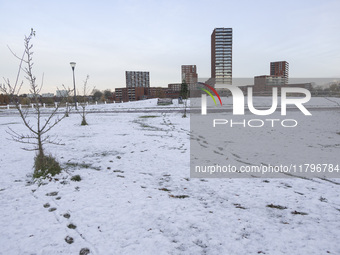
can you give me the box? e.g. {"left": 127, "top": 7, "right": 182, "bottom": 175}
{"left": 181, "top": 65, "right": 198, "bottom": 89}
{"left": 211, "top": 28, "right": 232, "bottom": 84}
{"left": 125, "top": 71, "right": 150, "bottom": 88}
{"left": 270, "top": 61, "right": 289, "bottom": 84}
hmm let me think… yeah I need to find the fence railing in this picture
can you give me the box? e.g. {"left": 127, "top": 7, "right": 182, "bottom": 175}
{"left": 0, "top": 101, "right": 121, "bottom": 110}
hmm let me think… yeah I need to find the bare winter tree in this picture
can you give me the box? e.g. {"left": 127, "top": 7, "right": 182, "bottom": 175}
{"left": 57, "top": 85, "right": 74, "bottom": 117}
{"left": 0, "top": 29, "right": 67, "bottom": 178}
{"left": 79, "top": 75, "right": 90, "bottom": 125}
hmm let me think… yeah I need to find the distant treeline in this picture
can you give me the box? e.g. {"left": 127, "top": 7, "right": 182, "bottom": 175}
{"left": 0, "top": 89, "right": 114, "bottom": 105}
{"left": 311, "top": 82, "right": 340, "bottom": 96}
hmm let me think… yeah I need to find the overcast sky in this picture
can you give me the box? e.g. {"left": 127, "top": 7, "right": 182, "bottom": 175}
{"left": 1, "top": 0, "right": 339, "bottom": 94}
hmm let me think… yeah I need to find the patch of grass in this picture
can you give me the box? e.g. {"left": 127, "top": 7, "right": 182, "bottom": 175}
{"left": 291, "top": 210, "right": 308, "bottom": 215}
{"left": 81, "top": 117, "right": 88, "bottom": 126}
{"left": 92, "top": 151, "right": 114, "bottom": 157}
{"left": 71, "top": 175, "right": 82, "bottom": 182}
{"left": 33, "top": 154, "right": 62, "bottom": 178}
{"left": 141, "top": 123, "right": 152, "bottom": 128}
{"left": 66, "top": 162, "right": 100, "bottom": 171}
{"left": 79, "top": 163, "right": 92, "bottom": 169}
{"left": 139, "top": 115, "right": 158, "bottom": 118}
{"left": 159, "top": 188, "right": 171, "bottom": 192}
{"left": 169, "top": 194, "right": 189, "bottom": 199}
{"left": 65, "top": 162, "right": 78, "bottom": 168}
{"left": 234, "top": 203, "right": 247, "bottom": 209}
{"left": 133, "top": 119, "right": 161, "bottom": 130}
{"left": 267, "top": 204, "right": 287, "bottom": 210}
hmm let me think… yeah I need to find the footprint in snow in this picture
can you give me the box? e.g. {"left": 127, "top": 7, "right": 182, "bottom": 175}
{"left": 65, "top": 236, "right": 74, "bottom": 244}
{"left": 79, "top": 248, "right": 90, "bottom": 255}
{"left": 46, "top": 191, "right": 58, "bottom": 196}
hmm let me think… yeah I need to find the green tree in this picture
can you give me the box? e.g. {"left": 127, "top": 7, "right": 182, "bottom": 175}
{"left": 180, "top": 80, "right": 189, "bottom": 117}
{"left": 329, "top": 83, "right": 340, "bottom": 94}
{"left": 92, "top": 89, "right": 103, "bottom": 101}
{"left": 0, "top": 94, "right": 10, "bottom": 105}
{"left": 180, "top": 80, "right": 189, "bottom": 99}
{"left": 104, "top": 89, "right": 113, "bottom": 101}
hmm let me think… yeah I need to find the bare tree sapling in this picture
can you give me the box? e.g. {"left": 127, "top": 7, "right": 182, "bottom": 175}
{"left": 0, "top": 29, "right": 67, "bottom": 178}
{"left": 79, "top": 75, "right": 90, "bottom": 126}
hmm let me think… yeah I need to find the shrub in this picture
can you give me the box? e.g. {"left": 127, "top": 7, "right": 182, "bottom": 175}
{"left": 71, "top": 175, "right": 82, "bottom": 182}
{"left": 33, "top": 154, "right": 61, "bottom": 178}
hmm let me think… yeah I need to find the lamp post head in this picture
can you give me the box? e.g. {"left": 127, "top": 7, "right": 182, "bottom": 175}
{"left": 70, "top": 62, "right": 76, "bottom": 70}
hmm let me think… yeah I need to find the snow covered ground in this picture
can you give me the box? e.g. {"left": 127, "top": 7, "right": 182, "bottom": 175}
{"left": 0, "top": 97, "right": 340, "bottom": 254}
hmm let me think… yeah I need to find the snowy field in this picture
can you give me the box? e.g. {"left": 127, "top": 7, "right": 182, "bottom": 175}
{"left": 0, "top": 97, "right": 340, "bottom": 254}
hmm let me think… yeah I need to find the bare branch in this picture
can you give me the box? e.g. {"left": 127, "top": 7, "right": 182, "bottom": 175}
{"left": 77, "top": 75, "right": 91, "bottom": 125}
{"left": 41, "top": 135, "right": 65, "bottom": 146}
{"left": 38, "top": 73, "right": 44, "bottom": 94}
{"left": 3, "top": 29, "right": 66, "bottom": 163}
{"left": 7, "top": 46, "right": 26, "bottom": 96}
{"left": 41, "top": 114, "right": 66, "bottom": 135}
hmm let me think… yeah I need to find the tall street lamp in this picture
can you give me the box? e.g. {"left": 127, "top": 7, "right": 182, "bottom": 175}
{"left": 70, "top": 62, "right": 77, "bottom": 110}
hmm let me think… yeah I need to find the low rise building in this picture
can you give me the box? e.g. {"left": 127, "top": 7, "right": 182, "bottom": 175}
{"left": 168, "top": 83, "right": 182, "bottom": 91}
{"left": 115, "top": 87, "right": 146, "bottom": 102}
{"left": 253, "top": 75, "right": 311, "bottom": 94}
{"left": 56, "top": 90, "right": 68, "bottom": 97}
{"left": 115, "top": 86, "right": 181, "bottom": 102}
{"left": 41, "top": 93, "right": 54, "bottom": 98}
